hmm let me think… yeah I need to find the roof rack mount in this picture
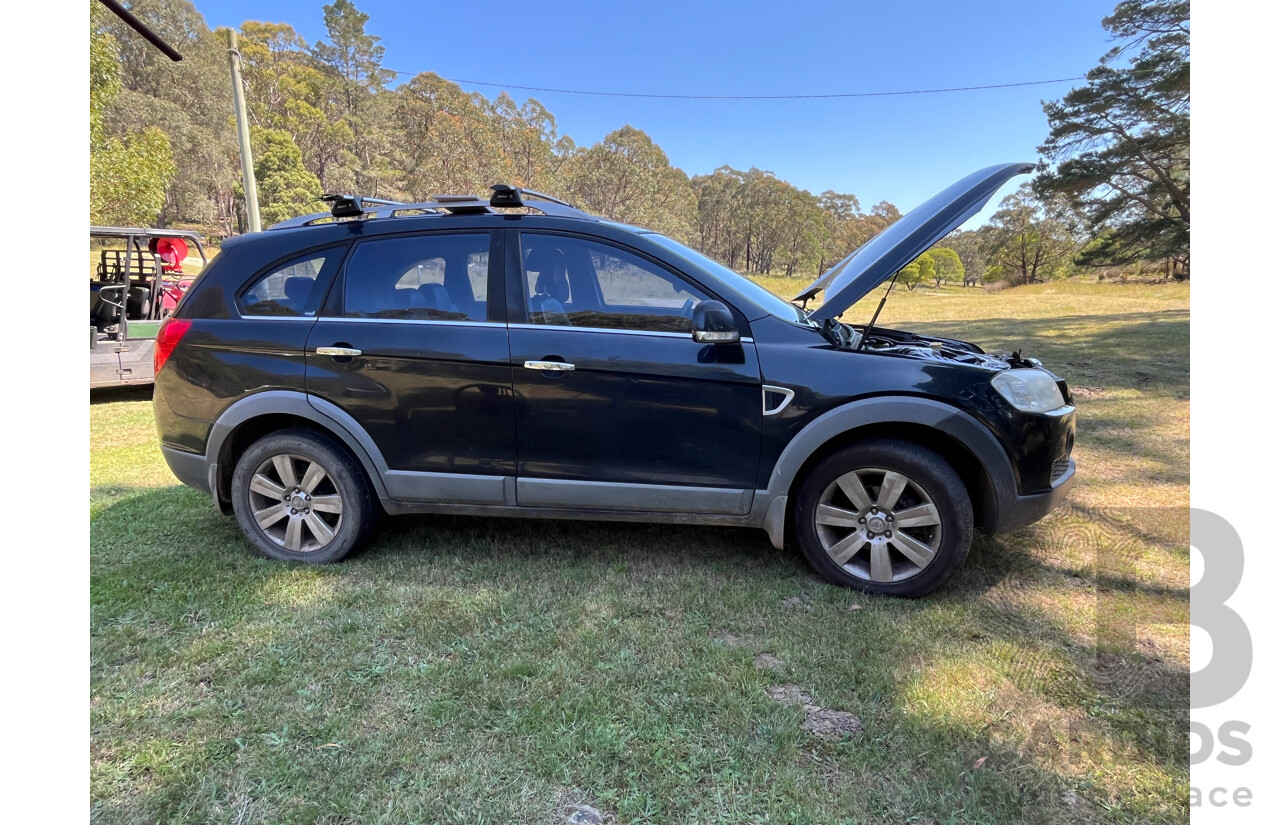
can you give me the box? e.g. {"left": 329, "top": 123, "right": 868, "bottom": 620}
{"left": 267, "top": 185, "right": 591, "bottom": 231}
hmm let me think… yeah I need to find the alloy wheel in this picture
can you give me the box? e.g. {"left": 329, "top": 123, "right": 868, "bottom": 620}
{"left": 246, "top": 453, "right": 344, "bottom": 553}
{"left": 813, "top": 467, "right": 943, "bottom": 583}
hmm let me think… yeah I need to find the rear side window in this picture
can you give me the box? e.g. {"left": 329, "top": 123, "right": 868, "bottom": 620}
{"left": 343, "top": 233, "right": 489, "bottom": 321}
{"left": 242, "top": 253, "right": 333, "bottom": 317}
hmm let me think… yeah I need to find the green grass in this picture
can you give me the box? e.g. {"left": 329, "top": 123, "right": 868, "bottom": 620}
{"left": 90, "top": 279, "right": 1189, "bottom": 824}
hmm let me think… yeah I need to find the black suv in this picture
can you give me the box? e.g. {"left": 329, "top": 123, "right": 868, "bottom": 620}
{"left": 154, "top": 163, "right": 1075, "bottom": 597}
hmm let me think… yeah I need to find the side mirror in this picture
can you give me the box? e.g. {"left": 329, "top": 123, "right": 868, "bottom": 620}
{"left": 691, "top": 300, "right": 741, "bottom": 344}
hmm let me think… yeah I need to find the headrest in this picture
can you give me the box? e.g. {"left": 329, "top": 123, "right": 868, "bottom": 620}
{"left": 417, "top": 282, "right": 457, "bottom": 312}
{"left": 283, "top": 276, "right": 313, "bottom": 304}
{"left": 526, "top": 248, "right": 569, "bottom": 303}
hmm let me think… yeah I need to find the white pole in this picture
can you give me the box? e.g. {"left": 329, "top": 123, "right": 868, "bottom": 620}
{"left": 227, "top": 29, "right": 261, "bottom": 233}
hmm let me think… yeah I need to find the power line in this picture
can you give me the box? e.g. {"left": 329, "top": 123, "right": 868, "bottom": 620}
{"left": 384, "top": 72, "right": 1091, "bottom": 100}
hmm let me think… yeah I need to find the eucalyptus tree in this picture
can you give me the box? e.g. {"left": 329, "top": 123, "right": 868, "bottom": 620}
{"left": 565, "top": 126, "right": 697, "bottom": 243}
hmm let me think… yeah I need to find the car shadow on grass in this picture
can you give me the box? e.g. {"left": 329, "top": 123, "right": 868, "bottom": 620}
{"left": 92, "top": 483, "right": 1187, "bottom": 823}
{"left": 91, "top": 385, "right": 155, "bottom": 405}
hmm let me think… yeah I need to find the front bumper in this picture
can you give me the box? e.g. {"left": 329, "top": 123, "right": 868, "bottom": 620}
{"left": 990, "top": 457, "right": 1076, "bottom": 535}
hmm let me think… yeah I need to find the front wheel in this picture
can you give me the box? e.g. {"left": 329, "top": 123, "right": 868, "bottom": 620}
{"left": 793, "top": 439, "right": 973, "bottom": 598}
{"left": 230, "top": 428, "right": 376, "bottom": 563}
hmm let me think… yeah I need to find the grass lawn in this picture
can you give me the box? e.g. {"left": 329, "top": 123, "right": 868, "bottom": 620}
{"left": 90, "top": 279, "right": 1190, "bottom": 824}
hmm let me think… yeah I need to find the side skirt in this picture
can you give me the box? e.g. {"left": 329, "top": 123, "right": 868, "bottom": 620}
{"left": 381, "top": 498, "right": 765, "bottom": 531}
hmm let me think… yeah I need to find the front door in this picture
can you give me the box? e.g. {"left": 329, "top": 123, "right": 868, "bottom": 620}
{"left": 508, "top": 230, "right": 761, "bottom": 515}
{"left": 305, "top": 230, "right": 516, "bottom": 505}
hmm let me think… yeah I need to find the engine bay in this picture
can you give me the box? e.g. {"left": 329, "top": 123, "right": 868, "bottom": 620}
{"left": 834, "top": 323, "right": 1031, "bottom": 371}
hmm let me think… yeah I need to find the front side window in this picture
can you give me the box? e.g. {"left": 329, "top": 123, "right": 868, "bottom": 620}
{"left": 343, "top": 233, "right": 489, "bottom": 321}
{"left": 521, "top": 233, "right": 710, "bottom": 333}
{"left": 643, "top": 232, "right": 813, "bottom": 326}
{"left": 242, "top": 253, "right": 331, "bottom": 316}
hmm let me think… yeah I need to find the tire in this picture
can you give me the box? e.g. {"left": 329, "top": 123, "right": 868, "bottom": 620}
{"left": 230, "top": 428, "right": 376, "bottom": 563}
{"left": 793, "top": 439, "right": 973, "bottom": 598}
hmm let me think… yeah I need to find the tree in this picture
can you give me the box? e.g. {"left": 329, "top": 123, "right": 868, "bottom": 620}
{"left": 247, "top": 128, "right": 323, "bottom": 227}
{"left": 90, "top": 1, "right": 118, "bottom": 149}
{"left": 312, "top": 0, "right": 395, "bottom": 191}
{"left": 982, "top": 185, "right": 1077, "bottom": 285}
{"left": 99, "top": 0, "right": 236, "bottom": 226}
{"left": 928, "top": 246, "right": 965, "bottom": 287}
{"left": 564, "top": 126, "right": 696, "bottom": 242}
{"left": 905, "top": 253, "right": 934, "bottom": 291}
{"left": 492, "top": 94, "right": 573, "bottom": 191}
{"left": 90, "top": 2, "right": 177, "bottom": 226}
{"left": 691, "top": 167, "right": 831, "bottom": 276}
{"left": 817, "top": 191, "right": 860, "bottom": 272}
{"left": 691, "top": 168, "right": 745, "bottom": 268}
{"left": 92, "top": 128, "right": 178, "bottom": 227}
{"left": 91, "top": 0, "right": 902, "bottom": 258}
{"left": 1034, "top": 0, "right": 1189, "bottom": 274}
{"left": 897, "top": 259, "right": 923, "bottom": 291}
{"left": 943, "top": 230, "right": 989, "bottom": 286}
{"left": 312, "top": 0, "right": 393, "bottom": 112}
{"left": 389, "top": 72, "right": 507, "bottom": 198}
{"left": 240, "top": 21, "right": 358, "bottom": 193}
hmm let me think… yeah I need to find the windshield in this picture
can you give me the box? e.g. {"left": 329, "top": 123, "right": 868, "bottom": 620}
{"left": 643, "top": 233, "right": 813, "bottom": 326}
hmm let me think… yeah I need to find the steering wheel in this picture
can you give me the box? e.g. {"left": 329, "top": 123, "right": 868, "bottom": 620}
{"left": 680, "top": 298, "right": 695, "bottom": 319}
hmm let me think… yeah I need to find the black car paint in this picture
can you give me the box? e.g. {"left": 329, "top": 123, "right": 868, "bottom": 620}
{"left": 747, "top": 312, "right": 1075, "bottom": 496}
{"left": 157, "top": 209, "right": 1075, "bottom": 545}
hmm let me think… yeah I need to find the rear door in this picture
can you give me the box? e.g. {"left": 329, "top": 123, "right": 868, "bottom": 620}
{"left": 305, "top": 230, "right": 517, "bottom": 505}
{"left": 508, "top": 230, "right": 762, "bottom": 515}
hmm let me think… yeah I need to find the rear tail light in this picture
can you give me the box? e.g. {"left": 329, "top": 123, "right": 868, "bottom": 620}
{"left": 154, "top": 318, "right": 192, "bottom": 376}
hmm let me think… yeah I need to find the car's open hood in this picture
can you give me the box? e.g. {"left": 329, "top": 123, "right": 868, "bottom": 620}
{"left": 794, "top": 162, "right": 1034, "bottom": 322}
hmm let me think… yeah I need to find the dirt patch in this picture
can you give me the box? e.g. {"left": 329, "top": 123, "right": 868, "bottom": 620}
{"left": 767, "top": 684, "right": 815, "bottom": 706}
{"left": 802, "top": 708, "right": 864, "bottom": 738}
{"left": 767, "top": 684, "right": 863, "bottom": 740}
{"left": 566, "top": 804, "right": 607, "bottom": 824}
{"left": 553, "top": 791, "right": 611, "bottom": 825}
{"left": 754, "top": 653, "right": 786, "bottom": 671}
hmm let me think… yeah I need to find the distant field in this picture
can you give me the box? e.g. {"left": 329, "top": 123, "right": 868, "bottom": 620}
{"left": 90, "top": 279, "right": 1189, "bottom": 824}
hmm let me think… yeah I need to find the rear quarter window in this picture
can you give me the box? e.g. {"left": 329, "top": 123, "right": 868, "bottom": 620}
{"left": 239, "top": 249, "right": 343, "bottom": 317}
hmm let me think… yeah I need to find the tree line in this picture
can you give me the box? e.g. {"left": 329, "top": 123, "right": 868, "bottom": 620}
{"left": 90, "top": 0, "right": 1189, "bottom": 287}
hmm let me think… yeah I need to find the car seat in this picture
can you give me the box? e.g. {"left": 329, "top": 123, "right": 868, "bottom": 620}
{"left": 127, "top": 286, "right": 152, "bottom": 320}
{"left": 526, "top": 247, "right": 570, "bottom": 325}
{"left": 417, "top": 283, "right": 459, "bottom": 315}
{"left": 282, "top": 276, "right": 314, "bottom": 314}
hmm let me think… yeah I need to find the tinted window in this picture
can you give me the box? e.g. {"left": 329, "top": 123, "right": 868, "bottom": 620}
{"left": 242, "top": 254, "right": 330, "bottom": 316}
{"left": 344, "top": 234, "right": 489, "bottom": 321}
{"left": 644, "top": 232, "right": 812, "bottom": 326}
{"left": 522, "top": 234, "right": 709, "bottom": 332}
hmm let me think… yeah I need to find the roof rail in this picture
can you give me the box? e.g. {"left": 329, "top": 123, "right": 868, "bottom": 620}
{"left": 267, "top": 185, "right": 594, "bottom": 231}
{"left": 522, "top": 190, "right": 575, "bottom": 208}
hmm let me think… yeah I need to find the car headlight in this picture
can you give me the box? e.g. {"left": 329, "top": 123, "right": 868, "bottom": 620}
{"left": 991, "top": 369, "right": 1067, "bottom": 413}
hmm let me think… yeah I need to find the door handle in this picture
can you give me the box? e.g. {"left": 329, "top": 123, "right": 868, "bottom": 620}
{"left": 524, "top": 360, "right": 574, "bottom": 372}
{"left": 316, "top": 346, "right": 362, "bottom": 357}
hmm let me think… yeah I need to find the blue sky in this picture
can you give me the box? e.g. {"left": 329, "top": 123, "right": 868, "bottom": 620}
{"left": 201, "top": 0, "right": 1120, "bottom": 227}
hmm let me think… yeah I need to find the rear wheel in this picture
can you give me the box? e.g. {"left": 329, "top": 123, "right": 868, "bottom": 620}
{"left": 230, "top": 428, "right": 375, "bottom": 563}
{"left": 793, "top": 439, "right": 972, "bottom": 598}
